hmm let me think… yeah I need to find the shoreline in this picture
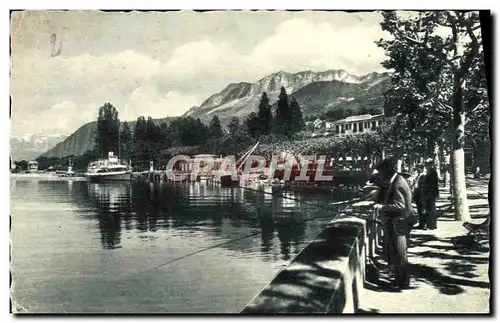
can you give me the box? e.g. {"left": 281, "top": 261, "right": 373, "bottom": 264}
{"left": 10, "top": 173, "right": 87, "bottom": 181}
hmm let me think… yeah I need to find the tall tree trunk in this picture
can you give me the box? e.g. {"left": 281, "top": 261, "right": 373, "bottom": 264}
{"left": 451, "top": 85, "right": 471, "bottom": 222}
{"left": 434, "top": 143, "right": 442, "bottom": 180}
{"left": 441, "top": 144, "right": 449, "bottom": 187}
{"left": 448, "top": 151, "right": 454, "bottom": 196}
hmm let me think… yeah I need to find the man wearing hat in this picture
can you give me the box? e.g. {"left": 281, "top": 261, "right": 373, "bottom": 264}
{"left": 418, "top": 158, "right": 440, "bottom": 230}
{"left": 373, "top": 156, "right": 416, "bottom": 289}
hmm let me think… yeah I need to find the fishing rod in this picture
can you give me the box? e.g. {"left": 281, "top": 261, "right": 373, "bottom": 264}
{"left": 114, "top": 182, "right": 374, "bottom": 281}
{"left": 114, "top": 198, "right": 359, "bottom": 281}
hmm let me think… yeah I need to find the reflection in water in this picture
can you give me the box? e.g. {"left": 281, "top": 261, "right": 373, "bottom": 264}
{"left": 11, "top": 177, "right": 362, "bottom": 313}
{"left": 87, "top": 183, "right": 133, "bottom": 249}
{"left": 11, "top": 179, "right": 79, "bottom": 203}
{"left": 13, "top": 179, "right": 359, "bottom": 258}
{"left": 80, "top": 180, "right": 356, "bottom": 258}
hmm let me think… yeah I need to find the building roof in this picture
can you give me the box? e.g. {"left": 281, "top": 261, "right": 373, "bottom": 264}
{"left": 333, "top": 113, "right": 385, "bottom": 124}
{"left": 345, "top": 114, "right": 373, "bottom": 121}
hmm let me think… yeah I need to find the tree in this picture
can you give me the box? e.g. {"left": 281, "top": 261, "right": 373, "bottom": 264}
{"left": 209, "top": 115, "right": 224, "bottom": 139}
{"left": 257, "top": 92, "right": 273, "bottom": 136}
{"left": 274, "top": 86, "right": 292, "bottom": 136}
{"left": 289, "top": 97, "right": 305, "bottom": 134}
{"left": 377, "top": 11, "right": 486, "bottom": 221}
{"left": 192, "top": 118, "right": 210, "bottom": 145}
{"left": 94, "top": 102, "right": 120, "bottom": 158}
{"left": 146, "top": 116, "right": 161, "bottom": 162}
{"left": 227, "top": 117, "right": 241, "bottom": 136}
{"left": 463, "top": 55, "right": 490, "bottom": 172}
{"left": 133, "top": 116, "right": 148, "bottom": 165}
{"left": 73, "top": 150, "right": 99, "bottom": 171}
{"left": 14, "top": 160, "right": 28, "bottom": 172}
{"left": 245, "top": 112, "right": 262, "bottom": 138}
{"left": 167, "top": 117, "right": 209, "bottom": 146}
{"left": 120, "top": 121, "right": 133, "bottom": 161}
{"left": 158, "top": 122, "right": 170, "bottom": 150}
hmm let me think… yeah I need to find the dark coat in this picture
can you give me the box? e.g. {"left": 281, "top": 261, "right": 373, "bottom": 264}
{"left": 421, "top": 168, "right": 439, "bottom": 200}
{"left": 380, "top": 174, "right": 416, "bottom": 235}
{"left": 414, "top": 168, "right": 439, "bottom": 202}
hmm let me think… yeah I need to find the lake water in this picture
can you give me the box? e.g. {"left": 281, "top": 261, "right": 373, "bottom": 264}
{"left": 10, "top": 177, "right": 359, "bottom": 313}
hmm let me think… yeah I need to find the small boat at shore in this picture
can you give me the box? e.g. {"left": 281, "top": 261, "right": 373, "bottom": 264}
{"left": 86, "top": 152, "right": 132, "bottom": 182}
{"left": 57, "top": 158, "right": 82, "bottom": 177}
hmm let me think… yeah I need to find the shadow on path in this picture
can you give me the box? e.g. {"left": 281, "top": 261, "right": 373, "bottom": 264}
{"left": 410, "top": 262, "right": 490, "bottom": 296}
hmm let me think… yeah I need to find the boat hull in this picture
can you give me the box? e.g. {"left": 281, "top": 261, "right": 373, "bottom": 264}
{"left": 219, "top": 174, "right": 239, "bottom": 187}
{"left": 86, "top": 172, "right": 132, "bottom": 182}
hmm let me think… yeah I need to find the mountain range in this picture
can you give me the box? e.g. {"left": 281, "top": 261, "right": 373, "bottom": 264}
{"left": 38, "top": 117, "right": 174, "bottom": 159}
{"left": 25, "top": 69, "right": 390, "bottom": 159}
{"left": 10, "top": 133, "right": 69, "bottom": 161}
{"left": 184, "top": 69, "right": 390, "bottom": 122}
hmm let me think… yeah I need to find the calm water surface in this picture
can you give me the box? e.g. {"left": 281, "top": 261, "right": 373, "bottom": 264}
{"left": 10, "top": 177, "right": 358, "bottom": 313}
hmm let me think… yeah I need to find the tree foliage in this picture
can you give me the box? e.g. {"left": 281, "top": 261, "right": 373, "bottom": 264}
{"left": 227, "top": 117, "right": 241, "bottom": 136}
{"left": 257, "top": 92, "right": 273, "bottom": 135}
{"left": 209, "top": 115, "right": 224, "bottom": 139}
{"left": 256, "top": 132, "right": 384, "bottom": 162}
{"left": 245, "top": 112, "right": 262, "bottom": 139}
{"left": 94, "top": 102, "right": 120, "bottom": 157}
{"left": 273, "top": 86, "right": 292, "bottom": 136}
{"left": 34, "top": 151, "right": 99, "bottom": 172}
{"left": 168, "top": 117, "right": 209, "bottom": 146}
{"left": 377, "top": 11, "right": 487, "bottom": 221}
{"left": 132, "top": 116, "right": 148, "bottom": 164}
{"left": 120, "top": 121, "right": 133, "bottom": 161}
{"left": 289, "top": 97, "right": 305, "bottom": 134}
{"left": 377, "top": 11, "right": 487, "bottom": 153}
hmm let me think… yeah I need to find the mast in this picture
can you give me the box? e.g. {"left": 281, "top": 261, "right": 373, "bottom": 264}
{"left": 118, "top": 121, "right": 121, "bottom": 160}
{"left": 236, "top": 141, "right": 260, "bottom": 173}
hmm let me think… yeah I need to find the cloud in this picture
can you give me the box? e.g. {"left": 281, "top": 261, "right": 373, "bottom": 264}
{"left": 123, "top": 86, "right": 202, "bottom": 121}
{"left": 11, "top": 100, "right": 95, "bottom": 136}
{"left": 10, "top": 50, "right": 170, "bottom": 136}
{"left": 162, "top": 40, "right": 256, "bottom": 89}
{"left": 158, "top": 18, "right": 390, "bottom": 87}
{"left": 247, "top": 18, "right": 389, "bottom": 75}
{"left": 11, "top": 13, "right": 393, "bottom": 138}
{"left": 156, "top": 18, "right": 390, "bottom": 91}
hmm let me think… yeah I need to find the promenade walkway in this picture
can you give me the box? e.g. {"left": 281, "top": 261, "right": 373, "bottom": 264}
{"left": 358, "top": 176, "right": 491, "bottom": 313}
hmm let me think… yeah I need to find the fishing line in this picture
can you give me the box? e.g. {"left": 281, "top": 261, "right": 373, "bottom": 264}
{"left": 147, "top": 179, "right": 361, "bottom": 232}
{"left": 234, "top": 183, "right": 363, "bottom": 210}
{"left": 119, "top": 200, "right": 357, "bottom": 280}
{"left": 117, "top": 183, "right": 369, "bottom": 280}
{"left": 149, "top": 180, "right": 361, "bottom": 237}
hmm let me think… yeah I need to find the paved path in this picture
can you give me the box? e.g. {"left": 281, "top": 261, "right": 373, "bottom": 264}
{"left": 358, "top": 177, "right": 491, "bottom": 314}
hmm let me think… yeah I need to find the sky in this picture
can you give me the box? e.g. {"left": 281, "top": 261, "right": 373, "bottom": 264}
{"left": 10, "top": 10, "right": 396, "bottom": 138}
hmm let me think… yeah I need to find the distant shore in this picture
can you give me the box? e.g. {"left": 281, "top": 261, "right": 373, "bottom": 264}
{"left": 10, "top": 172, "right": 87, "bottom": 181}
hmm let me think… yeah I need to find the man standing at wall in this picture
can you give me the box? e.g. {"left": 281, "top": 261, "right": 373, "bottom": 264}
{"left": 373, "top": 157, "right": 416, "bottom": 289}
{"left": 412, "top": 163, "right": 426, "bottom": 228}
{"left": 420, "top": 158, "right": 440, "bottom": 230}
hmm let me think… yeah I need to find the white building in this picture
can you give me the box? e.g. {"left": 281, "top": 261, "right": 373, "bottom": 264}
{"left": 332, "top": 114, "right": 386, "bottom": 136}
{"left": 27, "top": 161, "right": 39, "bottom": 172}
